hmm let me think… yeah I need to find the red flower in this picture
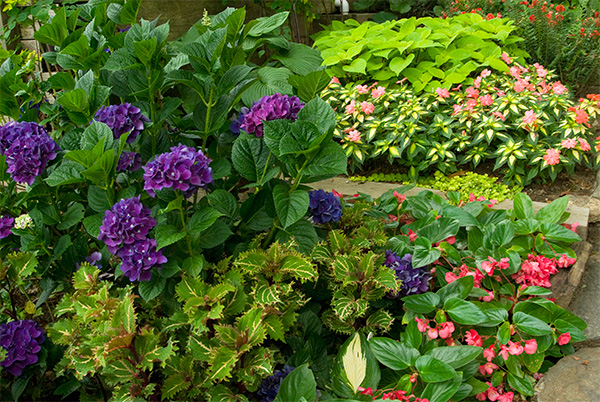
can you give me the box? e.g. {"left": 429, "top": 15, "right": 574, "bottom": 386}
{"left": 558, "top": 332, "right": 571, "bottom": 345}
{"left": 529, "top": 14, "right": 536, "bottom": 21}
{"left": 556, "top": 4, "right": 565, "bottom": 12}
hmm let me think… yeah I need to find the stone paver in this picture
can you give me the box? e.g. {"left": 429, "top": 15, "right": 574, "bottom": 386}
{"left": 569, "top": 253, "right": 600, "bottom": 342}
{"left": 535, "top": 347, "right": 600, "bottom": 402}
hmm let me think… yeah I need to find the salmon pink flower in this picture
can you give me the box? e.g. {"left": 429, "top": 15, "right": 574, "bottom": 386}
{"left": 393, "top": 190, "right": 406, "bottom": 204}
{"left": 439, "top": 322, "right": 455, "bottom": 339}
{"left": 482, "top": 290, "right": 494, "bottom": 302}
{"left": 480, "top": 94, "right": 493, "bottom": 106}
{"left": 346, "top": 130, "right": 361, "bottom": 143}
{"left": 466, "top": 86, "right": 479, "bottom": 98}
{"left": 543, "top": 148, "right": 561, "bottom": 165}
{"left": 578, "top": 137, "right": 591, "bottom": 150}
{"left": 415, "top": 317, "right": 428, "bottom": 333}
{"left": 474, "top": 76, "right": 482, "bottom": 88}
{"left": 557, "top": 254, "right": 576, "bottom": 268}
{"left": 534, "top": 63, "right": 548, "bottom": 78}
{"left": 523, "top": 110, "right": 537, "bottom": 125}
{"left": 553, "top": 81, "right": 568, "bottom": 95}
{"left": 479, "top": 362, "right": 498, "bottom": 375}
{"left": 524, "top": 339, "right": 538, "bottom": 354}
{"left": 355, "top": 84, "right": 369, "bottom": 94}
{"left": 499, "top": 344, "right": 510, "bottom": 360}
{"left": 481, "top": 69, "right": 492, "bottom": 78}
{"left": 428, "top": 327, "right": 439, "bottom": 339}
{"left": 330, "top": 76, "right": 340, "bottom": 85}
{"left": 501, "top": 53, "right": 512, "bottom": 64}
{"left": 483, "top": 345, "right": 496, "bottom": 361}
{"left": 371, "top": 86, "right": 385, "bottom": 98}
{"left": 345, "top": 100, "right": 356, "bottom": 114}
{"left": 445, "top": 271, "right": 459, "bottom": 283}
{"left": 361, "top": 101, "right": 375, "bottom": 115}
{"left": 508, "top": 341, "right": 524, "bottom": 355}
{"left": 574, "top": 109, "right": 589, "bottom": 124}
{"left": 436, "top": 87, "right": 451, "bottom": 99}
{"left": 561, "top": 138, "right": 577, "bottom": 148}
{"left": 492, "top": 111, "right": 506, "bottom": 121}
{"left": 465, "top": 329, "right": 483, "bottom": 346}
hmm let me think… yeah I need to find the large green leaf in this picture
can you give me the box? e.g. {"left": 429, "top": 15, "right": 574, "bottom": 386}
{"left": 369, "top": 337, "right": 420, "bottom": 370}
{"left": 444, "top": 298, "right": 487, "bottom": 325}
{"left": 231, "top": 135, "right": 271, "bottom": 182}
{"left": 514, "top": 192, "right": 534, "bottom": 219}
{"left": 248, "top": 12, "right": 290, "bottom": 36}
{"left": 273, "top": 364, "right": 317, "bottom": 402}
{"left": 273, "top": 184, "right": 309, "bottom": 229}
{"left": 416, "top": 355, "right": 456, "bottom": 383}
{"left": 155, "top": 225, "right": 186, "bottom": 250}
{"left": 513, "top": 312, "right": 553, "bottom": 336}
{"left": 428, "top": 346, "right": 482, "bottom": 368}
{"left": 534, "top": 196, "right": 569, "bottom": 224}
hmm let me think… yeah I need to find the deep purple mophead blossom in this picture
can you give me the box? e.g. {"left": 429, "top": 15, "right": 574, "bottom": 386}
{"left": 142, "top": 144, "right": 212, "bottom": 197}
{"left": 308, "top": 189, "right": 342, "bottom": 225}
{"left": 98, "top": 196, "right": 156, "bottom": 254}
{"left": 93, "top": 103, "right": 150, "bottom": 143}
{"left": 0, "top": 215, "right": 14, "bottom": 239}
{"left": 117, "top": 238, "right": 167, "bottom": 282}
{"left": 0, "top": 122, "right": 60, "bottom": 186}
{"left": 0, "top": 320, "right": 45, "bottom": 377}
{"left": 241, "top": 93, "right": 304, "bottom": 137}
{"left": 257, "top": 365, "right": 295, "bottom": 402}
{"left": 384, "top": 251, "right": 430, "bottom": 297}
{"left": 117, "top": 152, "right": 142, "bottom": 173}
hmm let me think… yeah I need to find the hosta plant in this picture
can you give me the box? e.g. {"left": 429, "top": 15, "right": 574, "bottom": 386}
{"left": 322, "top": 56, "right": 600, "bottom": 184}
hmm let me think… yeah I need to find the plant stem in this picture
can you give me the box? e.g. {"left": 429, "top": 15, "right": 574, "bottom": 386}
{"left": 179, "top": 201, "right": 194, "bottom": 257}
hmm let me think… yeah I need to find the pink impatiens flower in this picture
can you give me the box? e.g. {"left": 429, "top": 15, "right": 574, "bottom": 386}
{"left": 523, "top": 110, "right": 537, "bottom": 125}
{"left": 346, "top": 130, "right": 361, "bottom": 143}
{"left": 578, "top": 137, "right": 591, "bottom": 151}
{"left": 345, "top": 100, "right": 356, "bottom": 114}
{"left": 361, "top": 101, "right": 375, "bottom": 115}
{"left": 561, "top": 138, "right": 577, "bottom": 149}
{"left": 574, "top": 109, "right": 589, "bottom": 124}
{"left": 553, "top": 81, "right": 568, "bottom": 95}
{"left": 543, "top": 148, "right": 561, "bottom": 165}
{"left": 466, "top": 86, "right": 479, "bottom": 98}
{"left": 480, "top": 94, "right": 493, "bottom": 106}
{"left": 557, "top": 332, "right": 571, "bottom": 345}
{"left": 330, "top": 76, "right": 340, "bottom": 85}
{"left": 534, "top": 62, "right": 548, "bottom": 78}
{"left": 501, "top": 52, "right": 512, "bottom": 64}
{"left": 355, "top": 84, "right": 369, "bottom": 94}
{"left": 492, "top": 111, "right": 506, "bottom": 121}
{"left": 480, "top": 69, "right": 492, "bottom": 78}
{"left": 436, "top": 87, "right": 450, "bottom": 98}
{"left": 371, "top": 86, "right": 385, "bottom": 98}
{"left": 452, "top": 104, "right": 463, "bottom": 116}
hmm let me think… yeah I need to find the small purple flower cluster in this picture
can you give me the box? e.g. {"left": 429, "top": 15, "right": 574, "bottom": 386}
{"left": 308, "top": 190, "right": 342, "bottom": 225}
{"left": 257, "top": 365, "right": 295, "bottom": 402}
{"left": 0, "top": 122, "right": 60, "bottom": 185}
{"left": 117, "top": 152, "right": 142, "bottom": 173}
{"left": 240, "top": 93, "right": 304, "bottom": 137}
{"left": 384, "top": 251, "right": 430, "bottom": 297}
{"left": 93, "top": 103, "right": 150, "bottom": 143}
{"left": 98, "top": 196, "right": 165, "bottom": 281}
{"left": 0, "top": 320, "right": 45, "bottom": 377}
{"left": 143, "top": 144, "right": 212, "bottom": 197}
{"left": 230, "top": 106, "right": 249, "bottom": 135}
{"left": 0, "top": 215, "right": 14, "bottom": 239}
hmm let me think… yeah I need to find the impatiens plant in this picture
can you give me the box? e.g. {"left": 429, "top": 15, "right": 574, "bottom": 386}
{"left": 323, "top": 56, "right": 600, "bottom": 184}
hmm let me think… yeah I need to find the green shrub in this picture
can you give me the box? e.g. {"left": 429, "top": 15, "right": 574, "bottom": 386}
{"left": 349, "top": 170, "right": 523, "bottom": 202}
{"left": 312, "top": 13, "right": 527, "bottom": 92}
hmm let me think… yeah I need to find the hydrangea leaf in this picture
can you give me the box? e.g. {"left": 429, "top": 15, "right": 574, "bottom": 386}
{"left": 273, "top": 184, "right": 309, "bottom": 229}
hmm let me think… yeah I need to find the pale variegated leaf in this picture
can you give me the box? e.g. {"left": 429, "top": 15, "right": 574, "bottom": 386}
{"left": 280, "top": 255, "right": 317, "bottom": 282}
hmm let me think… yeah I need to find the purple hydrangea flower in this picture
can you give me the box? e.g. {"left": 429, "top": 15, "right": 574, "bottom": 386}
{"left": 384, "top": 251, "right": 430, "bottom": 297}
{"left": 86, "top": 251, "right": 103, "bottom": 269}
{"left": 93, "top": 103, "right": 150, "bottom": 143}
{"left": 0, "top": 215, "right": 14, "bottom": 239}
{"left": 257, "top": 366, "right": 295, "bottom": 402}
{"left": 116, "top": 238, "right": 166, "bottom": 281}
{"left": 98, "top": 196, "right": 156, "bottom": 254}
{"left": 117, "top": 152, "right": 142, "bottom": 173}
{"left": 0, "top": 320, "right": 45, "bottom": 376}
{"left": 143, "top": 144, "right": 212, "bottom": 198}
{"left": 230, "top": 106, "right": 249, "bottom": 135}
{"left": 241, "top": 94, "right": 304, "bottom": 137}
{"left": 0, "top": 122, "right": 60, "bottom": 186}
{"left": 308, "top": 190, "right": 342, "bottom": 225}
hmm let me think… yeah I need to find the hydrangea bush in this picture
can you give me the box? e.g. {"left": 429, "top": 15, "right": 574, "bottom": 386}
{"left": 323, "top": 56, "right": 600, "bottom": 184}
{"left": 0, "top": 2, "right": 590, "bottom": 402}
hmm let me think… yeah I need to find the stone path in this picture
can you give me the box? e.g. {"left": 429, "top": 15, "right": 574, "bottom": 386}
{"left": 311, "top": 177, "right": 600, "bottom": 402}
